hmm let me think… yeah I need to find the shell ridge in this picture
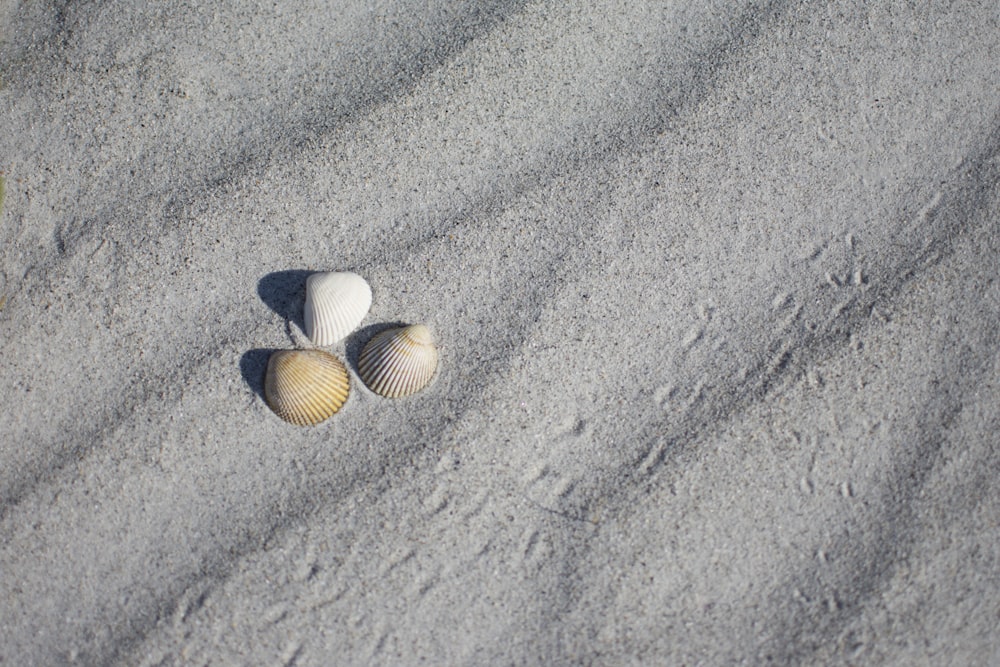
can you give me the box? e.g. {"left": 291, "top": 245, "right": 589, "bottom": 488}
{"left": 395, "top": 351, "right": 422, "bottom": 391}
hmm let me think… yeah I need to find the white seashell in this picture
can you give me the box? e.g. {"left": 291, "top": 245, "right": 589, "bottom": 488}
{"left": 303, "top": 271, "right": 372, "bottom": 346}
{"left": 265, "top": 349, "right": 350, "bottom": 425}
{"left": 358, "top": 324, "right": 438, "bottom": 398}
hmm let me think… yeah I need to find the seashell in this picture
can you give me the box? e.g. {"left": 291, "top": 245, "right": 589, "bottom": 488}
{"left": 304, "top": 271, "right": 372, "bottom": 346}
{"left": 358, "top": 324, "right": 438, "bottom": 398}
{"left": 265, "top": 349, "right": 350, "bottom": 425}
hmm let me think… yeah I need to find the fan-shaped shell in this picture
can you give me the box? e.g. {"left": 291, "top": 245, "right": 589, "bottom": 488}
{"left": 303, "top": 271, "right": 372, "bottom": 346}
{"left": 265, "top": 349, "right": 350, "bottom": 425}
{"left": 358, "top": 324, "right": 438, "bottom": 398}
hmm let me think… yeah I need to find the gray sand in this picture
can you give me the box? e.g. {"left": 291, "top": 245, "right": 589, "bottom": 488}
{"left": 1, "top": 1, "right": 999, "bottom": 664}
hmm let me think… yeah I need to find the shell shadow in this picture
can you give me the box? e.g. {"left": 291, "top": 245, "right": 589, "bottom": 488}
{"left": 258, "top": 270, "right": 311, "bottom": 332}
{"left": 240, "top": 348, "right": 276, "bottom": 402}
{"left": 345, "top": 322, "right": 408, "bottom": 373}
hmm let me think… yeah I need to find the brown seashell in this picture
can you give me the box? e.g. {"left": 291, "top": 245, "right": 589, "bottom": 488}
{"left": 264, "top": 349, "right": 350, "bottom": 425}
{"left": 358, "top": 324, "right": 438, "bottom": 398}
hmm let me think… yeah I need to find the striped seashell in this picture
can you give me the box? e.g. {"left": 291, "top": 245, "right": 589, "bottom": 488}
{"left": 304, "top": 271, "right": 372, "bottom": 346}
{"left": 264, "top": 349, "right": 350, "bottom": 425}
{"left": 358, "top": 324, "right": 438, "bottom": 398}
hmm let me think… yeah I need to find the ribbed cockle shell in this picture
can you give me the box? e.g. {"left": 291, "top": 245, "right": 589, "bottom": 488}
{"left": 358, "top": 324, "right": 438, "bottom": 398}
{"left": 303, "top": 271, "right": 372, "bottom": 346}
{"left": 265, "top": 349, "right": 350, "bottom": 425}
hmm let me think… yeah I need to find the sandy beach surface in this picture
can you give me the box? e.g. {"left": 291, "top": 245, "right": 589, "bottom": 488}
{"left": 2, "top": 1, "right": 999, "bottom": 664}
